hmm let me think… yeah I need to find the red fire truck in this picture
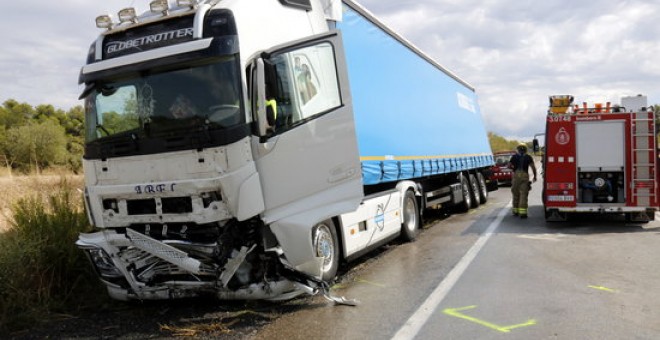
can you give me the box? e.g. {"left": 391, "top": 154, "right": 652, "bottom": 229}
{"left": 536, "top": 95, "right": 658, "bottom": 222}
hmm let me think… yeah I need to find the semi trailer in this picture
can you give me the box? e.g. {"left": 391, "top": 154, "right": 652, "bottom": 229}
{"left": 76, "top": 0, "right": 494, "bottom": 302}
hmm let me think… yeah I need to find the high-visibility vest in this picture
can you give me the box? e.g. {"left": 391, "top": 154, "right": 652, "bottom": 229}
{"left": 266, "top": 99, "right": 277, "bottom": 122}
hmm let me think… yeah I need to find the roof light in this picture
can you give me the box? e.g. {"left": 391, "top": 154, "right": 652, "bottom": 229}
{"left": 95, "top": 15, "right": 114, "bottom": 29}
{"left": 118, "top": 7, "right": 138, "bottom": 23}
{"left": 150, "top": 0, "right": 169, "bottom": 14}
{"left": 177, "top": 0, "right": 199, "bottom": 9}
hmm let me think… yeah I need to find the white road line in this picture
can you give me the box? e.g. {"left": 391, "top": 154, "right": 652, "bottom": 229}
{"left": 391, "top": 202, "right": 511, "bottom": 340}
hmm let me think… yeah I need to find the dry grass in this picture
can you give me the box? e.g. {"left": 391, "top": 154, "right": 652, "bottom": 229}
{"left": 0, "top": 174, "right": 84, "bottom": 233}
{"left": 0, "top": 177, "right": 99, "bottom": 333}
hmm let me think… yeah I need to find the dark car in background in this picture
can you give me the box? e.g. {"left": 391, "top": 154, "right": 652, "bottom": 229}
{"left": 490, "top": 151, "right": 516, "bottom": 186}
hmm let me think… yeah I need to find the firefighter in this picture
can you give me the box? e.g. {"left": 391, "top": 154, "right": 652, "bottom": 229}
{"left": 509, "top": 143, "right": 537, "bottom": 218}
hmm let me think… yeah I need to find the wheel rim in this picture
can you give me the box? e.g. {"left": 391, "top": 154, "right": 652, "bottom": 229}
{"left": 404, "top": 194, "right": 417, "bottom": 232}
{"left": 314, "top": 224, "right": 335, "bottom": 273}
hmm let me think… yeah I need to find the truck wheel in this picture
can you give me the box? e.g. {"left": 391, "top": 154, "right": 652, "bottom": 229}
{"left": 313, "top": 220, "right": 339, "bottom": 281}
{"left": 647, "top": 209, "right": 656, "bottom": 221}
{"left": 476, "top": 172, "right": 488, "bottom": 203}
{"left": 457, "top": 175, "right": 472, "bottom": 212}
{"left": 400, "top": 190, "right": 420, "bottom": 241}
{"left": 468, "top": 174, "right": 481, "bottom": 207}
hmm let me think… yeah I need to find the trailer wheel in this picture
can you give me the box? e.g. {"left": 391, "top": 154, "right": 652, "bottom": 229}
{"left": 468, "top": 174, "right": 481, "bottom": 207}
{"left": 457, "top": 175, "right": 472, "bottom": 212}
{"left": 476, "top": 172, "right": 488, "bottom": 203}
{"left": 400, "top": 190, "right": 420, "bottom": 241}
{"left": 313, "top": 220, "right": 339, "bottom": 281}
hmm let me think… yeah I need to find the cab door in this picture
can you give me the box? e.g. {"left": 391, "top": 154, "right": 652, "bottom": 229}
{"left": 249, "top": 31, "right": 362, "bottom": 224}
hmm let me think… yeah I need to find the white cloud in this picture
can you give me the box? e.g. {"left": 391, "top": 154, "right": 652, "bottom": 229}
{"left": 0, "top": 0, "right": 658, "bottom": 140}
{"left": 0, "top": 1, "right": 134, "bottom": 109}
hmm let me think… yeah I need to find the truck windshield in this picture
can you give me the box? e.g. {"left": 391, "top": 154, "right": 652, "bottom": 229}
{"left": 83, "top": 56, "right": 245, "bottom": 155}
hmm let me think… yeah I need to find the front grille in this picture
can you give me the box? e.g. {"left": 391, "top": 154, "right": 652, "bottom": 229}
{"left": 127, "top": 199, "right": 157, "bottom": 215}
{"left": 130, "top": 223, "right": 221, "bottom": 242}
{"left": 162, "top": 197, "right": 193, "bottom": 214}
{"left": 124, "top": 197, "right": 193, "bottom": 215}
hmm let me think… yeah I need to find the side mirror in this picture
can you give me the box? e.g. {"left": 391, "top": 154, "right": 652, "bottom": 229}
{"left": 532, "top": 138, "right": 540, "bottom": 153}
{"left": 252, "top": 58, "right": 269, "bottom": 137}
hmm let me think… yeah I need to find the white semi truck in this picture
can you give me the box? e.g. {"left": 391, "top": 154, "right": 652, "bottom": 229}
{"left": 76, "top": 0, "right": 494, "bottom": 301}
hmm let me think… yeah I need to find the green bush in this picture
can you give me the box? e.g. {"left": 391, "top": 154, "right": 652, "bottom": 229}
{"left": 0, "top": 181, "right": 106, "bottom": 333}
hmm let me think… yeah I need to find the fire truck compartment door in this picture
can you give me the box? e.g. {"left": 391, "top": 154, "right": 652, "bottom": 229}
{"left": 576, "top": 121, "right": 625, "bottom": 171}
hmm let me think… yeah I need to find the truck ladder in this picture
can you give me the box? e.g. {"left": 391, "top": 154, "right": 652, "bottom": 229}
{"left": 630, "top": 110, "right": 657, "bottom": 207}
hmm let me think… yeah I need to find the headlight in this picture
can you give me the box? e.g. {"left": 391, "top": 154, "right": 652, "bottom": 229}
{"left": 177, "top": 0, "right": 199, "bottom": 8}
{"left": 95, "top": 15, "right": 113, "bottom": 29}
{"left": 118, "top": 7, "right": 138, "bottom": 23}
{"left": 82, "top": 247, "right": 123, "bottom": 279}
{"left": 150, "top": 0, "right": 169, "bottom": 14}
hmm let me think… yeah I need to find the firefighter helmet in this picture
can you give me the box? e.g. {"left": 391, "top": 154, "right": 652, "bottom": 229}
{"left": 517, "top": 143, "right": 528, "bottom": 152}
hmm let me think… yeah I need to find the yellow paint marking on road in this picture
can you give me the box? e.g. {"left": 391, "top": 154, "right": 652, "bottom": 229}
{"left": 355, "top": 278, "right": 386, "bottom": 288}
{"left": 588, "top": 285, "right": 617, "bottom": 293}
{"left": 443, "top": 305, "right": 536, "bottom": 333}
{"left": 330, "top": 283, "right": 348, "bottom": 290}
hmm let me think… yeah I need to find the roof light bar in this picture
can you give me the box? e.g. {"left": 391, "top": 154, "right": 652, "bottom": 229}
{"left": 118, "top": 7, "right": 138, "bottom": 23}
{"left": 150, "top": 0, "right": 169, "bottom": 14}
{"left": 95, "top": 15, "right": 114, "bottom": 29}
{"left": 177, "top": 0, "right": 199, "bottom": 9}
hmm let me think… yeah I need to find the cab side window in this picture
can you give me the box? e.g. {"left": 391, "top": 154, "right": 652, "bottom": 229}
{"left": 268, "top": 42, "right": 342, "bottom": 131}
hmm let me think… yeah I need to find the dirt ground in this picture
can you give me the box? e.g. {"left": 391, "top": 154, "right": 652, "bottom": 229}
{"left": 0, "top": 174, "right": 84, "bottom": 233}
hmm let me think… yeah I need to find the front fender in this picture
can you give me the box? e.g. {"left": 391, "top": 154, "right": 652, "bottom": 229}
{"left": 269, "top": 199, "right": 356, "bottom": 278}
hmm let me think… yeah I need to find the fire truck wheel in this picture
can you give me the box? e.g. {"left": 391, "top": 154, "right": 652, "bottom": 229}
{"left": 476, "top": 172, "right": 488, "bottom": 203}
{"left": 400, "top": 190, "right": 420, "bottom": 242}
{"left": 313, "top": 219, "right": 339, "bottom": 282}
{"left": 545, "top": 209, "right": 569, "bottom": 222}
{"left": 468, "top": 174, "right": 481, "bottom": 207}
{"left": 647, "top": 209, "right": 656, "bottom": 221}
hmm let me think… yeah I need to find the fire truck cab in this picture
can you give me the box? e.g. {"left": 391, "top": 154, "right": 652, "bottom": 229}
{"left": 539, "top": 95, "right": 658, "bottom": 222}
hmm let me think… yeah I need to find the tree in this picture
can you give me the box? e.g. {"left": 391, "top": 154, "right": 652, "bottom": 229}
{"left": 5, "top": 121, "right": 68, "bottom": 173}
{"left": 64, "top": 106, "right": 85, "bottom": 138}
{"left": 0, "top": 99, "right": 32, "bottom": 129}
{"left": 0, "top": 127, "right": 12, "bottom": 176}
{"left": 488, "top": 132, "right": 522, "bottom": 153}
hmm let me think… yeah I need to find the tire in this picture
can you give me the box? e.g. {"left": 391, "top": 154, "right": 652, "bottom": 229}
{"left": 647, "top": 209, "right": 656, "bottom": 221}
{"left": 312, "top": 219, "right": 339, "bottom": 281}
{"left": 476, "top": 172, "right": 488, "bottom": 203}
{"left": 400, "top": 190, "right": 420, "bottom": 241}
{"left": 545, "top": 209, "right": 568, "bottom": 222}
{"left": 457, "top": 174, "right": 472, "bottom": 212}
{"left": 468, "top": 173, "right": 480, "bottom": 207}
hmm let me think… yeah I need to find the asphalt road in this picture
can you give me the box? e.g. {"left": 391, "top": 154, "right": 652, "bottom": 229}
{"left": 251, "top": 184, "right": 660, "bottom": 340}
{"left": 13, "top": 183, "right": 660, "bottom": 339}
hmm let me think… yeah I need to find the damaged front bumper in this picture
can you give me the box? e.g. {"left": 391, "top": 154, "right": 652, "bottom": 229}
{"left": 76, "top": 228, "right": 356, "bottom": 305}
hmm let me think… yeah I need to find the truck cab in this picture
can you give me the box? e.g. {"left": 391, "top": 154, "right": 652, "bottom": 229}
{"left": 77, "top": 0, "right": 362, "bottom": 301}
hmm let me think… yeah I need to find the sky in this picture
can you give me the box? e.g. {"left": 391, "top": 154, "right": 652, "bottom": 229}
{"left": 1, "top": 0, "right": 659, "bottom": 140}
